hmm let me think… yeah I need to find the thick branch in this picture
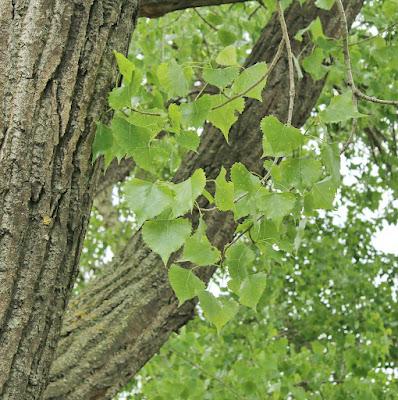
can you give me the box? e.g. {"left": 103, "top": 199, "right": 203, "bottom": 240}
{"left": 45, "top": 1, "right": 364, "bottom": 399}
{"left": 139, "top": 0, "right": 249, "bottom": 18}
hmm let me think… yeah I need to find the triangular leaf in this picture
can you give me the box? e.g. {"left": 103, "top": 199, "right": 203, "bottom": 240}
{"left": 198, "top": 291, "right": 239, "bottom": 333}
{"left": 215, "top": 167, "right": 235, "bottom": 211}
{"left": 168, "top": 264, "right": 205, "bottom": 306}
{"left": 182, "top": 220, "right": 221, "bottom": 266}
{"left": 232, "top": 62, "right": 268, "bottom": 101}
{"left": 261, "top": 115, "right": 304, "bottom": 156}
{"left": 238, "top": 272, "right": 267, "bottom": 310}
{"left": 142, "top": 218, "right": 192, "bottom": 264}
{"left": 124, "top": 179, "right": 174, "bottom": 226}
{"left": 172, "top": 169, "right": 206, "bottom": 217}
{"left": 319, "top": 91, "right": 364, "bottom": 123}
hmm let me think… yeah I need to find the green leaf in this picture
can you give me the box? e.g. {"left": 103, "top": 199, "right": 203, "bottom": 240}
{"left": 251, "top": 218, "right": 280, "bottom": 246}
{"left": 92, "top": 123, "right": 113, "bottom": 162}
{"left": 168, "top": 103, "right": 182, "bottom": 133}
{"left": 168, "top": 264, "right": 205, "bottom": 306}
{"left": 218, "top": 29, "right": 237, "bottom": 46}
{"left": 271, "top": 157, "right": 323, "bottom": 191}
{"left": 202, "top": 66, "right": 240, "bottom": 89}
{"left": 231, "top": 162, "right": 262, "bottom": 218}
{"left": 114, "top": 51, "right": 135, "bottom": 83}
{"left": 215, "top": 167, "right": 234, "bottom": 211}
{"left": 321, "top": 143, "right": 340, "bottom": 183}
{"left": 198, "top": 291, "right": 239, "bottom": 333}
{"left": 261, "top": 115, "right": 304, "bottom": 156}
{"left": 304, "top": 176, "right": 338, "bottom": 211}
{"left": 302, "top": 47, "right": 328, "bottom": 81}
{"left": 208, "top": 95, "right": 245, "bottom": 141}
{"left": 142, "top": 218, "right": 192, "bottom": 265}
{"left": 124, "top": 179, "right": 174, "bottom": 226}
{"left": 295, "top": 17, "right": 324, "bottom": 42}
{"left": 238, "top": 273, "right": 267, "bottom": 310}
{"left": 215, "top": 45, "right": 238, "bottom": 66}
{"left": 319, "top": 91, "right": 364, "bottom": 123}
{"left": 256, "top": 192, "right": 296, "bottom": 222}
{"left": 315, "top": 0, "right": 335, "bottom": 10}
{"left": 157, "top": 60, "right": 189, "bottom": 98}
{"left": 126, "top": 109, "right": 167, "bottom": 136}
{"left": 182, "top": 220, "right": 221, "bottom": 266}
{"left": 172, "top": 169, "right": 206, "bottom": 217}
{"left": 108, "top": 84, "right": 133, "bottom": 110}
{"left": 225, "top": 242, "right": 254, "bottom": 292}
{"left": 232, "top": 62, "right": 268, "bottom": 101}
{"left": 175, "top": 131, "right": 200, "bottom": 152}
{"left": 180, "top": 95, "right": 212, "bottom": 128}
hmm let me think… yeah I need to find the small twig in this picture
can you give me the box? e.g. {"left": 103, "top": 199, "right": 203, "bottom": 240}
{"left": 277, "top": 0, "right": 295, "bottom": 125}
{"left": 248, "top": 5, "right": 261, "bottom": 20}
{"left": 193, "top": 8, "right": 218, "bottom": 31}
{"left": 336, "top": 0, "right": 398, "bottom": 107}
{"left": 130, "top": 108, "right": 162, "bottom": 116}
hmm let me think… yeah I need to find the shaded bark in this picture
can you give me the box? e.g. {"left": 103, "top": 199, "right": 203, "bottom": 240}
{"left": 0, "top": 1, "right": 139, "bottom": 398}
{"left": 45, "top": 1, "right": 363, "bottom": 399}
{"left": 139, "top": 0, "right": 248, "bottom": 18}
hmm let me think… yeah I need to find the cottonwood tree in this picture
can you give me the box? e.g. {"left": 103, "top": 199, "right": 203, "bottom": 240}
{"left": 1, "top": 0, "right": 396, "bottom": 399}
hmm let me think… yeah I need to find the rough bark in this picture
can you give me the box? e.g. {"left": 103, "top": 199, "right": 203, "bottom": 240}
{"left": 139, "top": 0, "right": 248, "bottom": 18}
{"left": 0, "top": 1, "right": 139, "bottom": 398}
{"left": 44, "top": 1, "right": 364, "bottom": 399}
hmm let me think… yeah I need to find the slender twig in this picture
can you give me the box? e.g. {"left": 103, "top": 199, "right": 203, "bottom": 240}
{"left": 277, "top": 0, "right": 295, "bottom": 125}
{"left": 348, "top": 23, "right": 397, "bottom": 47}
{"left": 193, "top": 8, "right": 218, "bottom": 31}
{"left": 336, "top": 0, "right": 398, "bottom": 107}
{"left": 130, "top": 108, "right": 162, "bottom": 116}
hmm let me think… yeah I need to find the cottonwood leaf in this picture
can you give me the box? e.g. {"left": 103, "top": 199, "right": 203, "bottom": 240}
{"left": 157, "top": 60, "right": 189, "bottom": 98}
{"left": 238, "top": 272, "right": 267, "bottom": 310}
{"left": 182, "top": 220, "right": 221, "bottom": 266}
{"left": 198, "top": 291, "right": 239, "bottom": 333}
{"left": 232, "top": 62, "right": 268, "bottom": 101}
{"left": 321, "top": 143, "right": 340, "bottom": 183}
{"left": 180, "top": 95, "right": 212, "bottom": 128}
{"left": 271, "top": 157, "right": 323, "bottom": 191}
{"left": 304, "top": 176, "right": 338, "bottom": 212}
{"left": 93, "top": 123, "right": 113, "bottom": 162}
{"left": 208, "top": 95, "right": 245, "bottom": 141}
{"left": 225, "top": 242, "right": 254, "bottom": 292}
{"left": 215, "top": 167, "right": 234, "bottom": 211}
{"left": 302, "top": 48, "right": 328, "bottom": 81}
{"left": 203, "top": 66, "right": 240, "bottom": 89}
{"left": 231, "top": 162, "right": 262, "bottom": 218}
{"left": 172, "top": 169, "right": 206, "bottom": 217}
{"left": 257, "top": 192, "right": 296, "bottom": 222}
{"left": 168, "top": 103, "right": 182, "bottom": 133}
{"left": 315, "top": 0, "right": 335, "bottom": 10}
{"left": 114, "top": 51, "right": 135, "bottom": 83}
{"left": 319, "top": 91, "right": 364, "bottom": 123}
{"left": 142, "top": 218, "right": 192, "bottom": 265}
{"left": 261, "top": 115, "right": 304, "bottom": 156}
{"left": 215, "top": 45, "right": 238, "bottom": 66}
{"left": 124, "top": 179, "right": 174, "bottom": 226}
{"left": 168, "top": 264, "right": 205, "bottom": 306}
{"left": 175, "top": 131, "right": 200, "bottom": 152}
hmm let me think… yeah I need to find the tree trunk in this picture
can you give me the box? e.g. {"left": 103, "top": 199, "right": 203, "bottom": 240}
{"left": 0, "top": 1, "right": 138, "bottom": 398}
{"left": 44, "top": 1, "right": 363, "bottom": 399}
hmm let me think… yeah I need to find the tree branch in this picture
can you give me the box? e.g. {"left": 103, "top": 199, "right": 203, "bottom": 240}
{"left": 139, "top": 0, "right": 249, "bottom": 18}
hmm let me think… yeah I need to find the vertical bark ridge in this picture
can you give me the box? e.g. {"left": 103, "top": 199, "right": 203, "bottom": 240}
{"left": 45, "top": 1, "right": 364, "bottom": 399}
{"left": 0, "top": 0, "right": 139, "bottom": 398}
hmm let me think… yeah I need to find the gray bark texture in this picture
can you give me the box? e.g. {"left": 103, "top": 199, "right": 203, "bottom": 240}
{"left": 44, "top": 1, "right": 364, "bottom": 399}
{"left": 0, "top": 1, "right": 139, "bottom": 398}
